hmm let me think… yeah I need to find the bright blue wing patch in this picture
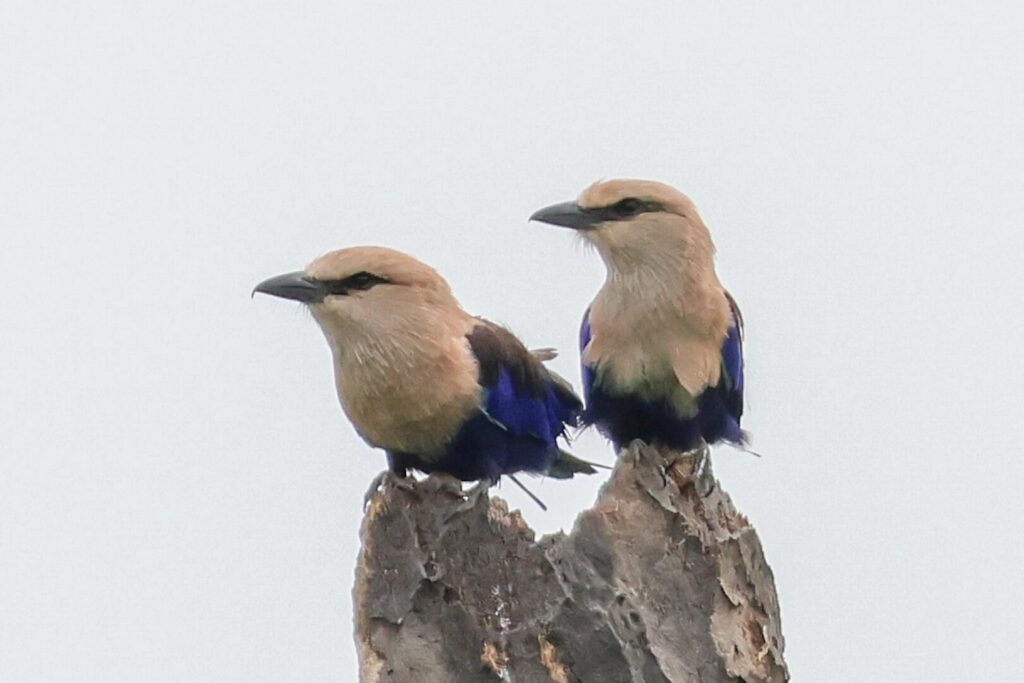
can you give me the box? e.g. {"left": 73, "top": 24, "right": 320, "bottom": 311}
{"left": 720, "top": 294, "right": 744, "bottom": 422}
{"left": 418, "top": 322, "right": 583, "bottom": 481}
{"left": 481, "top": 367, "right": 571, "bottom": 443}
{"left": 579, "top": 308, "right": 595, "bottom": 404}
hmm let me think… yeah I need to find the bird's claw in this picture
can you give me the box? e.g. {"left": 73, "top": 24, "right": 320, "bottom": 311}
{"left": 687, "top": 445, "right": 717, "bottom": 497}
{"left": 363, "top": 470, "right": 413, "bottom": 509}
{"left": 444, "top": 480, "right": 491, "bottom": 521}
{"left": 462, "top": 479, "right": 491, "bottom": 510}
{"left": 691, "top": 446, "right": 709, "bottom": 479}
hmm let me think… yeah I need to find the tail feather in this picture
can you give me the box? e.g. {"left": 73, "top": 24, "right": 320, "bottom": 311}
{"left": 546, "top": 449, "right": 610, "bottom": 479}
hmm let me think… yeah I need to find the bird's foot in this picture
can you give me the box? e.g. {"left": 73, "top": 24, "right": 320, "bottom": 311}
{"left": 682, "top": 444, "right": 717, "bottom": 498}
{"left": 690, "top": 444, "right": 710, "bottom": 479}
{"left": 444, "top": 479, "right": 492, "bottom": 521}
{"left": 463, "top": 479, "right": 491, "bottom": 508}
{"left": 363, "top": 470, "right": 413, "bottom": 510}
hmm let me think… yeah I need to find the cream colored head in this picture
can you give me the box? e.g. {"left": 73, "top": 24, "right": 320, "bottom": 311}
{"left": 531, "top": 178, "right": 716, "bottom": 275}
{"left": 254, "top": 246, "right": 464, "bottom": 344}
{"left": 576, "top": 178, "right": 696, "bottom": 216}
{"left": 307, "top": 246, "right": 459, "bottom": 333}
{"left": 304, "top": 246, "right": 451, "bottom": 293}
{"left": 255, "top": 246, "right": 480, "bottom": 455}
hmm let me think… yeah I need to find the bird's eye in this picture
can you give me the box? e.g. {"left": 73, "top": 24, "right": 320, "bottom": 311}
{"left": 348, "top": 273, "right": 373, "bottom": 289}
{"left": 320, "top": 271, "right": 390, "bottom": 296}
{"left": 612, "top": 198, "right": 643, "bottom": 217}
{"left": 346, "top": 272, "right": 388, "bottom": 291}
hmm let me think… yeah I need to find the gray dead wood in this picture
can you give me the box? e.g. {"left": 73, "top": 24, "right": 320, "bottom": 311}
{"left": 354, "top": 442, "right": 788, "bottom": 682}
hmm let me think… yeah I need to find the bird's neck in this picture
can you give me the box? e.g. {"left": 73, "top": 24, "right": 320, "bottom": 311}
{"left": 589, "top": 255, "right": 731, "bottom": 365}
{"left": 323, "top": 303, "right": 471, "bottom": 377}
{"left": 598, "top": 251, "right": 722, "bottom": 320}
{"left": 587, "top": 261, "right": 732, "bottom": 407}
{"left": 317, "top": 306, "right": 482, "bottom": 456}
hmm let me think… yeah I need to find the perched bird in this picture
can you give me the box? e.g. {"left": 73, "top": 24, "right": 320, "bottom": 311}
{"left": 253, "top": 246, "right": 595, "bottom": 498}
{"left": 530, "top": 179, "right": 747, "bottom": 452}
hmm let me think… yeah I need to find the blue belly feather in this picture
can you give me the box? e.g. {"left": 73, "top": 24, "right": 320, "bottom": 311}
{"left": 386, "top": 331, "right": 582, "bottom": 482}
{"left": 580, "top": 306, "right": 746, "bottom": 452}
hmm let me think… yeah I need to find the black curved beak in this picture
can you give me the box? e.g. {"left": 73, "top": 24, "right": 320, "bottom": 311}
{"left": 252, "top": 271, "right": 325, "bottom": 304}
{"left": 529, "top": 201, "right": 598, "bottom": 231}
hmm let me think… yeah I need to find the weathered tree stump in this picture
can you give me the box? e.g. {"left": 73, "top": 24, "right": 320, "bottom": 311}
{"left": 355, "top": 442, "right": 788, "bottom": 682}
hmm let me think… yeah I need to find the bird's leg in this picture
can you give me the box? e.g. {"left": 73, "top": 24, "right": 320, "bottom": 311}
{"left": 363, "top": 468, "right": 413, "bottom": 509}
{"left": 686, "top": 443, "right": 718, "bottom": 498}
{"left": 362, "top": 471, "right": 389, "bottom": 509}
{"left": 462, "top": 479, "right": 491, "bottom": 509}
{"left": 443, "top": 479, "right": 492, "bottom": 522}
{"left": 691, "top": 444, "right": 709, "bottom": 479}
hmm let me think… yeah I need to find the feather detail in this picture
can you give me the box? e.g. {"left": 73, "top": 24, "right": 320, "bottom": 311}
{"left": 386, "top": 321, "right": 585, "bottom": 482}
{"left": 579, "top": 298, "right": 746, "bottom": 451}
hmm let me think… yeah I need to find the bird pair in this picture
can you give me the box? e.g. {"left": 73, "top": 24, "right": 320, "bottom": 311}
{"left": 254, "top": 179, "right": 746, "bottom": 501}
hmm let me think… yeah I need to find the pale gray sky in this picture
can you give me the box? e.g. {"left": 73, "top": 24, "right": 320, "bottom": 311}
{"left": 2, "top": 1, "right": 1022, "bottom": 680}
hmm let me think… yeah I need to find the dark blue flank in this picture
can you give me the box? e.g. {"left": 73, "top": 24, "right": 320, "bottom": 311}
{"left": 579, "top": 299, "right": 746, "bottom": 452}
{"left": 386, "top": 325, "right": 582, "bottom": 482}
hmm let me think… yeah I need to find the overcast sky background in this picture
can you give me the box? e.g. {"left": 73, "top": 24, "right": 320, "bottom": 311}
{"left": 2, "top": 1, "right": 1023, "bottom": 680}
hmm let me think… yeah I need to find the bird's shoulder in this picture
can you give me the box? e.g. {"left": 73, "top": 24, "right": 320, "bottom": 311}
{"left": 724, "top": 290, "right": 744, "bottom": 339}
{"left": 465, "top": 318, "right": 548, "bottom": 394}
{"left": 465, "top": 318, "right": 581, "bottom": 409}
{"left": 721, "top": 290, "right": 745, "bottom": 397}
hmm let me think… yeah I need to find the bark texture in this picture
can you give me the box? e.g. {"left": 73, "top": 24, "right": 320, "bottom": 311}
{"left": 354, "top": 442, "right": 788, "bottom": 682}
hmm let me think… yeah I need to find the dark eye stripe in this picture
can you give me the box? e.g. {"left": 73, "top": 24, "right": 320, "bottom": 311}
{"left": 588, "top": 198, "right": 664, "bottom": 222}
{"left": 612, "top": 198, "right": 643, "bottom": 216}
{"left": 320, "top": 271, "right": 390, "bottom": 295}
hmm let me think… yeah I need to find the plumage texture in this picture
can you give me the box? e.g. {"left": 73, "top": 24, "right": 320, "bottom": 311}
{"left": 389, "top": 321, "right": 583, "bottom": 481}
{"left": 257, "top": 246, "right": 588, "bottom": 483}
{"left": 537, "top": 179, "right": 747, "bottom": 451}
